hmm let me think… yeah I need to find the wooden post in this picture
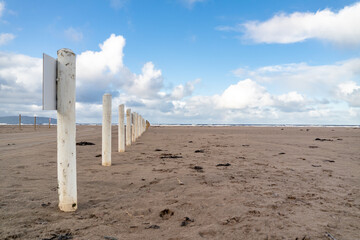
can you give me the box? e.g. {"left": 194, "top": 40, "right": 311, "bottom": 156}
{"left": 57, "top": 48, "right": 77, "bottom": 212}
{"left": 49, "top": 118, "right": 51, "bottom": 128}
{"left": 19, "top": 114, "right": 21, "bottom": 130}
{"left": 34, "top": 116, "right": 36, "bottom": 130}
{"left": 118, "top": 104, "right": 125, "bottom": 152}
{"left": 102, "top": 93, "right": 112, "bottom": 166}
{"left": 126, "top": 109, "right": 132, "bottom": 146}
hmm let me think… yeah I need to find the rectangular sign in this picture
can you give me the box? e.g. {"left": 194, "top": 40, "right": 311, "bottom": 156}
{"left": 43, "top": 53, "right": 57, "bottom": 110}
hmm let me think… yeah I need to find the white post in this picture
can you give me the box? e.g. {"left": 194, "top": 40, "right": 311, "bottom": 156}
{"left": 142, "top": 118, "right": 145, "bottom": 133}
{"left": 137, "top": 114, "right": 140, "bottom": 138}
{"left": 135, "top": 113, "right": 139, "bottom": 139}
{"left": 57, "top": 48, "right": 77, "bottom": 212}
{"left": 140, "top": 115, "right": 143, "bottom": 135}
{"left": 126, "top": 109, "right": 132, "bottom": 146}
{"left": 131, "top": 113, "right": 135, "bottom": 143}
{"left": 139, "top": 115, "right": 142, "bottom": 136}
{"left": 118, "top": 104, "right": 125, "bottom": 152}
{"left": 142, "top": 118, "right": 145, "bottom": 134}
{"left": 102, "top": 93, "right": 112, "bottom": 166}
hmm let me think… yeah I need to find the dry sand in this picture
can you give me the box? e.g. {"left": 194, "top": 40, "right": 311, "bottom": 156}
{"left": 0, "top": 125, "right": 359, "bottom": 240}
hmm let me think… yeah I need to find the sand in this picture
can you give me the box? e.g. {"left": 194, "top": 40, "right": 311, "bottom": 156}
{"left": 0, "top": 125, "right": 359, "bottom": 240}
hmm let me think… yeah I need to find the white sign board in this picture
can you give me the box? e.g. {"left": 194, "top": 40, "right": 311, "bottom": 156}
{"left": 43, "top": 53, "right": 57, "bottom": 110}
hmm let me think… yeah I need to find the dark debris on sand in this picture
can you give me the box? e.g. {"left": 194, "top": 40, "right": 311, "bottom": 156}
{"left": 194, "top": 149, "right": 204, "bottom": 153}
{"left": 160, "top": 153, "right": 182, "bottom": 159}
{"left": 315, "top": 138, "right": 333, "bottom": 142}
{"left": 42, "top": 232, "right": 73, "bottom": 240}
{"left": 193, "top": 166, "right": 204, "bottom": 172}
{"left": 216, "top": 163, "right": 231, "bottom": 167}
{"left": 145, "top": 225, "right": 160, "bottom": 229}
{"left": 159, "top": 209, "right": 174, "bottom": 219}
{"left": 180, "top": 217, "right": 194, "bottom": 226}
{"left": 76, "top": 141, "right": 95, "bottom": 146}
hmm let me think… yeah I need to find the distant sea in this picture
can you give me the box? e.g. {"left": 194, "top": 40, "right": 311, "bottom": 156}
{"left": 0, "top": 116, "right": 358, "bottom": 128}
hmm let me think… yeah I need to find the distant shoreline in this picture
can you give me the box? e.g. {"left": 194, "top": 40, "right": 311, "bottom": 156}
{"left": 1, "top": 123, "right": 359, "bottom": 128}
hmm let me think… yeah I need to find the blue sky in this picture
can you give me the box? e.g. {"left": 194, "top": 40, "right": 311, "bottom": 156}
{"left": 0, "top": 0, "right": 359, "bottom": 124}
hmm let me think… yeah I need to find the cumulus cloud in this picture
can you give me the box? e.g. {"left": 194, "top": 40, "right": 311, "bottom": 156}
{"left": 218, "top": 2, "right": 360, "bottom": 46}
{"left": 0, "top": 34, "right": 200, "bottom": 122}
{"left": 171, "top": 78, "right": 200, "bottom": 100}
{"left": 336, "top": 81, "right": 360, "bottom": 107}
{"left": 125, "top": 62, "right": 163, "bottom": 98}
{"left": 78, "top": 34, "right": 124, "bottom": 80}
{"left": 232, "top": 58, "right": 360, "bottom": 98}
{"left": 0, "top": 51, "right": 43, "bottom": 116}
{"left": 76, "top": 34, "right": 126, "bottom": 102}
{"left": 0, "top": 33, "right": 15, "bottom": 46}
{"left": 1, "top": 33, "right": 358, "bottom": 124}
{"left": 64, "top": 27, "right": 83, "bottom": 42}
{"left": 216, "top": 79, "right": 273, "bottom": 109}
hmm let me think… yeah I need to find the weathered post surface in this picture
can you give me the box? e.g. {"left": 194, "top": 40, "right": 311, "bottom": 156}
{"left": 136, "top": 113, "right": 140, "bottom": 139}
{"left": 118, "top": 104, "right": 125, "bottom": 152}
{"left": 131, "top": 113, "right": 136, "bottom": 143}
{"left": 102, "top": 93, "right": 112, "bottom": 166}
{"left": 142, "top": 118, "right": 145, "bottom": 134}
{"left": 137, "top": 114, "right": 141, "bottom": 138}
{"left": 49, "top": 118, "right": 51, "bottom": 128}
{"left": 143, "top": 118, "right": 145, "bottom": 133}
{"left": 19, "top": 114, "right": 21, "bottom": 130}
{"left": 34, "top": 116, "right": 36, "bottom": 130}
{"left": 126, "top": 109, "right": 132, "bottom": 146}
{"left": 57, "top": 48, "right": 77, "bottom": 212}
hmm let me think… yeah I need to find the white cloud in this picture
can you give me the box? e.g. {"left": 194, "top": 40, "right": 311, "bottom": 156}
{"left": 336, "top": 81, "right": 360, "bottom": 107}
{"left": 1, "top": 33, "right": 359, "bottom": 125}
{"left": 216, "top": 79, "right": 273, "bottom": 109}
{"left": 274, "top": 91, "right": 308, "bottom": 112}
{"left": 171, "top": 78, "right": 200, "bottom": 100}
{"left": 233, "top": 58, "right": 360, "bottom": 98}
{"left": 64, "top": 27, "right": 83, "bottom": 42}
{"left": 0, "top": 33, "right": 15, "bottom": 46}
{"left": 78, "top": 34, "right": 124, "bottom": 80}
{"left": 0, "top": 51, "right": 42, "bottom": 117}
{"left": 218, "top": 2, "right": 360, "bottom": 46}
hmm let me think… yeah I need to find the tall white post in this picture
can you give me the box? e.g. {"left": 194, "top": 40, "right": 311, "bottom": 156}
{"left": 57, "top": 48, "right": 77, "bottom": 212}
{"left": 131, "top": 113, "right": 135, "bottom": 143}
{"left": 135, "top": 113, "right": 139, "bottom": 139}
{"left": 139, "top": 115, "right": 143, "bottom": 136}
{"left": 138, "top": 115, "right": 141, "bottom": 137}
{"left": 142, "top": 118, "right": 145, "bottom": 134}
{"left": 118, "top": 104, "right": 125, "bottom": 152}
{"left": 126, "top": 109, "right": 132, "bottom": 146}
{"left": 102, "top": 93, "right": 112, "bottom": 166}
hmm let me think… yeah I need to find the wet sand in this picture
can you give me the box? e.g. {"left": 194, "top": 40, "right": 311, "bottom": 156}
{"left": 0, "top": 125, "right": 359, "bottom": 240}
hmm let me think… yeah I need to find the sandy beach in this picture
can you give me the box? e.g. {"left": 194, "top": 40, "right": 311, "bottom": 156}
{"left": 0, "top": 125, "right": 359, "bottom": 240}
